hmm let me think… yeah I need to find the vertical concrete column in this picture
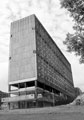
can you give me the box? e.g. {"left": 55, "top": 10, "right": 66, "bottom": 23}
{"left": 8, "top": 102, "right": 10, "bottom": 110}
{"left": 18, "top": 83, "right": 20, "bottom": 109}
{"left": 8, "top": 85, "right": 11, "bottom": 98}
{"left": 8, "top": 85, "right": 11, "bottom": 109}
{"left": 18, "top": 83, "right": 20, "bottom": 96}
{"left": 35, "top": 80, "right": 38, "bottom": 107}
{"left": 25, "top": 82, "right": 27, "bottom": 94}
{"left": 9, "top": 85, "right": 11, "bottom": 92}
{"left": 25, "top": 82, "right": 27, "bottom": 108}
{"left": 43, "top": 84, "right": 45, "bottom": 107}
{"left": 52, "top": 89, "right": 55, "bottom": 106}
{"left": 18, "top": 101, "right": 20, "bottom": 109}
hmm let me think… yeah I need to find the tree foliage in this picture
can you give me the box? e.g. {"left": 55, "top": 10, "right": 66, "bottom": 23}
{"left": 60, "top": 0, "right": 84, "bottom": 63}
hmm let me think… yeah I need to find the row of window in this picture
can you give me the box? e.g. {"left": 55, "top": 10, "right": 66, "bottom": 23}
{"left": 36, "top": 35, "right": 73, "bottom": 84}
{"left": 37, "top": 55, "right": 74, "bottom": 95}
{"left": 35, "top": 20, "right": 71, "bottom": 71}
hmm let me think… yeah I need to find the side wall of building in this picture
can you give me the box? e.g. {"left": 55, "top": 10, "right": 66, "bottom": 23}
{"left": 9, "top": 15, "right": 37, "bottom": 84}
{"left": 35, "top": 16, "right": 74, "bottom": 98}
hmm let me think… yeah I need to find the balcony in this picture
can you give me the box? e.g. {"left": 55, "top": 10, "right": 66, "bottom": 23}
{"left": 2, "top": 94, "right": 35, "bottom": 103}
{"left": 9, "top": 87, "right": 36, "bottom": 95}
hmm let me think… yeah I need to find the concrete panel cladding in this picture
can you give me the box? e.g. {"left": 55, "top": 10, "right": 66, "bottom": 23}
{"left": 1, "top": 15, "right": 75, "bottom": 109}
{"left": 9, "top": 15, "right": 37, "bottom": 83}
{"left": 8, "top": 14, "right": 75, "bottom": 102}
{"left": 35, "top": 16, "right": 75, "bottom": 98}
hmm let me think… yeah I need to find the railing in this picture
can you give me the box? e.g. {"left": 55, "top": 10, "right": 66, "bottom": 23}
{"left": 2, "top": 94, "right": 35, "bottom": 102}
{"left": 2, "top": 87, "right": 67, "bottom": 103}
{"left": 9, "top": 86, "right": 35, "bottom": 93}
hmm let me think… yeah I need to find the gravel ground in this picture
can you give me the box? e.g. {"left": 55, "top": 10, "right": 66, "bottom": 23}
{"left": 0, "top": 105, "right": 84, "bottom": 120}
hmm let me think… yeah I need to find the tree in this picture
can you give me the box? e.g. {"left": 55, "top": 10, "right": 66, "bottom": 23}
{"left": 60, "top": 0, "right": 84, "bottom": 63}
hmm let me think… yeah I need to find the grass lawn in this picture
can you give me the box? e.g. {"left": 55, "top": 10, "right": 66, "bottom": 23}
{"left": 0, "top": 105, "right": 84, "bottom": 120}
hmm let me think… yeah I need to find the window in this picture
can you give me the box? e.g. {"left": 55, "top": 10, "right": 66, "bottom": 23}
{"left": 33, "top": 50, "right": 36, "bottom": 53}
{"left": 9, "top": 57, "right": 11, "bottom": 60}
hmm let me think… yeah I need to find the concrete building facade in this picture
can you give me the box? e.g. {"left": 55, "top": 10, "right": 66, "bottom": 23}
{"left": 2, "top": 15, "right": 75, "bottom": 109}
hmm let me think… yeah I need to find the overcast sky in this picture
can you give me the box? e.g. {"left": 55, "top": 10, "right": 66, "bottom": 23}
{"left": 0, "top": 0, "right": 84, "bottom": 92}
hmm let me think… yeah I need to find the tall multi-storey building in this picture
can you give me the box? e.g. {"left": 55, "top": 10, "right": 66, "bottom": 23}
{"left": 2, "top": 15, "right": 75, "bottom": 109}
